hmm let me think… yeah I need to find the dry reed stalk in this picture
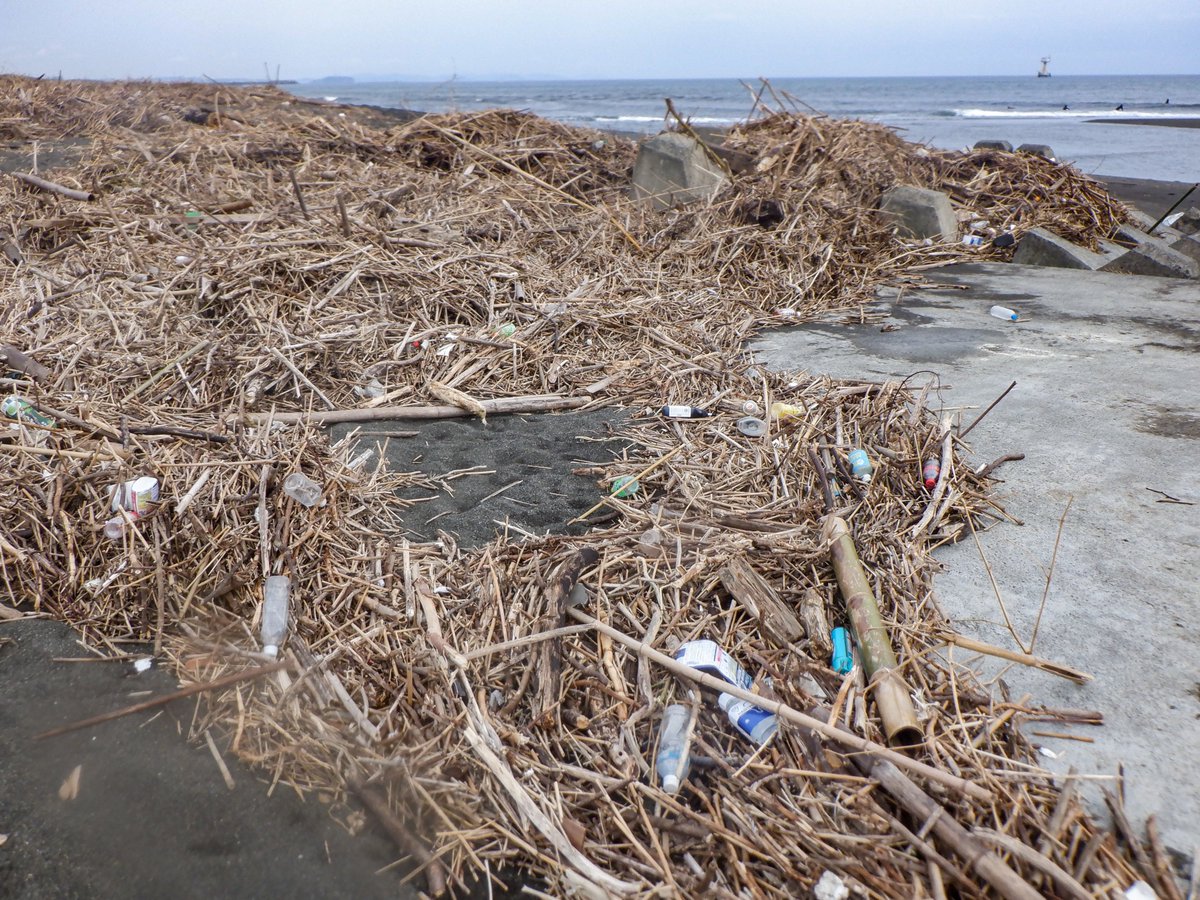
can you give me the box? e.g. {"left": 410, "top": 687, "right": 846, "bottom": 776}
{"left": 0, "top": 74, "right": 1154, "bottom": 898}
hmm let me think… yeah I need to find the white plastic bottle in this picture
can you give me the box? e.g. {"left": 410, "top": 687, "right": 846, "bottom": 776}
{"left": 719, "top": 693, "right": 778, "bottom": 745}
{"left": 655, "top": 704, "right": 692, "bottom": 794}
{"left": 261, "top": 575, "right": 291, "bottom": 657}
{"left": 989, "top": 305, "right": 1019, "bottom": 321}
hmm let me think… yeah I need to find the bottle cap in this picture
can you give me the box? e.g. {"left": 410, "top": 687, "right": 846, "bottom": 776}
{"left": 263, "top": 644, "right": 279, "bottom": 658}
{"left": 662, "top": 773, "right": 680, "bottom": 793}
{"left": 736, "top": 416, "right": 767, "bottom": 437}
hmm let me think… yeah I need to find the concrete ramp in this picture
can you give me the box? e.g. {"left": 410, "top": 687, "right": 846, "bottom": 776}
{"left": 752, "top": 262, "right": 1200, "bottom": 858}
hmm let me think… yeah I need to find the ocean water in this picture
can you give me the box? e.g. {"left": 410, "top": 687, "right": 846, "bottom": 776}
{"left": 286, "top": 75, "right": 1200, "bottom": 182}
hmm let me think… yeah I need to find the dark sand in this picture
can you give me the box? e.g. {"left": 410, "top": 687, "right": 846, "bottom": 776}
{"left": 331, "top": 409, "right": 630, "bottom": 549}
{"left": 1096, "top": 176, "right": 1197, "bottom": 221}
{"left": 0, "top": 620, "right": 404, "bottom": 899}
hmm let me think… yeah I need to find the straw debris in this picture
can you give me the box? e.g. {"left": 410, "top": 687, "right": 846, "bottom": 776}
{"left": 0, "top": 75, "right": 1166, "bottom": 898}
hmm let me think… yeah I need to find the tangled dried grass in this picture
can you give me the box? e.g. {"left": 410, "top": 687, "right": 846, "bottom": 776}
{"left": 1, "top": 75, "right": 1170, "bottom": 898}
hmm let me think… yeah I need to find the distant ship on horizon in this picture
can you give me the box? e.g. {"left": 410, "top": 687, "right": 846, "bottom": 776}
{"left": 1038, "top": 57, "right": 1052, "bottom": 78}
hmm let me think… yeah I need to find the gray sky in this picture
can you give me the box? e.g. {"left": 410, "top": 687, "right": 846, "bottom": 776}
{"left": 2, "top": 0, "right": 1196, "bottom": 80}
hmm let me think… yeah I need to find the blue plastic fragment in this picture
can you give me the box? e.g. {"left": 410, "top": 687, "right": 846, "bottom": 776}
{"left": 831, "top": 627, "right": 854, "bottom": 674}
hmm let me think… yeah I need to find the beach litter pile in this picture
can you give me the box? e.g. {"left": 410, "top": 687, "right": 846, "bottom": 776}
{"left": 1, "top": 75, "right": 1183, "bottom": 898}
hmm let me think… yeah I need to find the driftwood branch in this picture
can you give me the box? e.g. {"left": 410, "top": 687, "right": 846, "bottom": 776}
{"left": 243, "top": 393, "right": 588, "bottom": 425}
{"left": 10, "top": 171, "right": 95, "bottom": 201}
{"left": 0, "top": 345, "right": 52, "bottom": 382}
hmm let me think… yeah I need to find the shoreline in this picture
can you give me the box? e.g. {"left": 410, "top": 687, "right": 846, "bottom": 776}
{"left": 1088, "top": 116, "right": 1200, "bottom": 129}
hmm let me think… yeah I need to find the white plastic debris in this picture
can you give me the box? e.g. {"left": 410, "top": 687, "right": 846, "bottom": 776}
{"left": 1124, "top": 880, "right": 1159, "bottom": 900}
{"left": 1038, "top": 746, "right": 1059, "bottom": 760}
{"left": 133, "top": 658, "right": 154, "bottom": 674}
{"left": 813, "top": 870, "right": 849, "bottom": 900}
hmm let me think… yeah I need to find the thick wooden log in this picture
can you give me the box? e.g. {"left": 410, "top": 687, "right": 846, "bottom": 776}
{"left": 719, "top": 557, "right": 804, "bottom": 646}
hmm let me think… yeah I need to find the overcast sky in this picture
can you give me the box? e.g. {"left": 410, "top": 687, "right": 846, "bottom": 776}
{"left": 2, "top": 0, "right": 1197, "bottom": 81}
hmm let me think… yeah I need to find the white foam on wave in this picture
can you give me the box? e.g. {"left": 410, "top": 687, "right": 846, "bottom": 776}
{"left": 956, "top": 107, "right": 1191, "bottom": 119}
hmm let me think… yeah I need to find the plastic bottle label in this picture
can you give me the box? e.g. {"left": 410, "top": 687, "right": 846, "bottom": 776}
{"left": 674, "top": 640, "right": 754, "bottom": 691}
{"left": 718, "top": 693, "right": 777, "bottom": 744}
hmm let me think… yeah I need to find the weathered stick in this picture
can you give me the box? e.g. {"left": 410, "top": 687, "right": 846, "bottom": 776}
{"left": 972, "top": 828, "right": 1092, "bottom": 900}
{"left": 959, "top": 380, "right": 1016, "bottom": 439}
{"left": 976, "top": 452, "right": 1025, "bottom": 480}
{"left": 566, "top": 608, "right": 992, "bottom": 802}
{"left": 10, "top": 171, "right": 94, "bottom": 201}
{"left": 243, "top": 394, "right": 588, "bottom": 425}
{"left": 350, "top": 778, "right": 450, "bottom": 896}
{"left": 34, "top": 661, "right": 288, "bottom": 739}
{"left": 822, "top": 516, "right": 922, "bottom": 745}
{"left": 0, "top": 345, "right": 52, "bottom": 383}
{"left": 939, "top": 631, "right": 1091, "bottom": 684}
{"left": 866, "top": 761, "right": 1041, "bottom": 900}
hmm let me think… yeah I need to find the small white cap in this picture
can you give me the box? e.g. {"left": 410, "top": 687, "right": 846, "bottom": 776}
{"left": 662, "top": 774, "right": 680, "bottom": 794}
{"left": 263, "top": 645, "right": 279, "bottom": 658}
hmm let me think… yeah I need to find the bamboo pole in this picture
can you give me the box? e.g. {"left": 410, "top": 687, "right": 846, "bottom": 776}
{"left": 822, "top": 515, "right": 922, "bottom": 746}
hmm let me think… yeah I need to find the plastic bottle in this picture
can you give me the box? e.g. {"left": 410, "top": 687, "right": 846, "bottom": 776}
{"left": 261, "top": 575, "right": 291, "bottom": 658}
{"left": 655, "top": 704, "right": 692, "bottom": 794}
{"left": 610, "top": 475, "right": 639, "bottom": 498}
{"left": 922, "top": 458, "right": 941, "bottom": 490}
{"left": 1, "top": 397, "right": 54, "bottom": 427}
{"left": 718, "top": 693, "right": 778, "bottom": 745}
{"left": 990, "top": 305, "right": 1019, "bottom": 321}
{"left": 830, "top": 627, "right": 854, "bottom": 674}
{"left": 848, "top": 448, "right": 873, "bottom": 483}
{"left": 769, "top": 401, "right": 804, "bottom": 422}
{"left": 660, "top": 405, "right": 709, "bottom": 419}
{"left": 282, "top": 472, "right": 322, "bottom": 507}
{"left": 103, "top": 514, "right": 136, "bottom": 541}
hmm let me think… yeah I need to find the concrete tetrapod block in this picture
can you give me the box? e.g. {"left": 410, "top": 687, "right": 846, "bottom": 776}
{"left": 1011, "top": 227, "right": 1108, "bottom": 270}
{"left": 630, "top": 133, "right": 729, "bottom": 211}
{"left": 878, "top": 185, "right": 957, "bottom": 242}
{"left": 973, "top": 139, "right": 1013, "bottom": 152}
{"left": 1101, "top": 239, "right": 1200, "bottom": 278}
{"left": 1172, "top": 205, "right": 1200, "bottom": 235}
{"left": 1169, "top": 233, "right": 1200, "bottom": 267}
{"left": 1016, "top": 143, "right": 1056, "bottom": 161}
{"left": 1122, "top": 211, "right": 1188, "bottom": 245}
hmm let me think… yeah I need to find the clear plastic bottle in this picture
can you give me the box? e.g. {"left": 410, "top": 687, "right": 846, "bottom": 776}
{"left": 282, "top": 472, "right": 322, "bottom": 507}
{"left": 718, "top": 693, "right": 778, "bottom": 745}
{"left": 261, "top": 575, "right": 291, "bottom": 658}
{"left": 655, "top": 704, "right": 692, "bottom": 794}
{"left": 989, "top": 305, "right": 1019, "bottom": 321}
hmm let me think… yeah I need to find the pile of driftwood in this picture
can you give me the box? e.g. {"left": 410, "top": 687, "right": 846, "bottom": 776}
{"left": 1, "top": 76, "right": 1173, "bottom": 899}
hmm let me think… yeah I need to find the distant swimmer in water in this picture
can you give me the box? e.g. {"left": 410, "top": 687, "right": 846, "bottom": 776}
{"left": 1062, "top": 104, "right": 1070, "bottom": 110}
{"left": 1115, "top": 103, "right": 1124, "bottom": 111}
{"left": 1166, "top": 98, "right": 1170, "bottom": 104}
